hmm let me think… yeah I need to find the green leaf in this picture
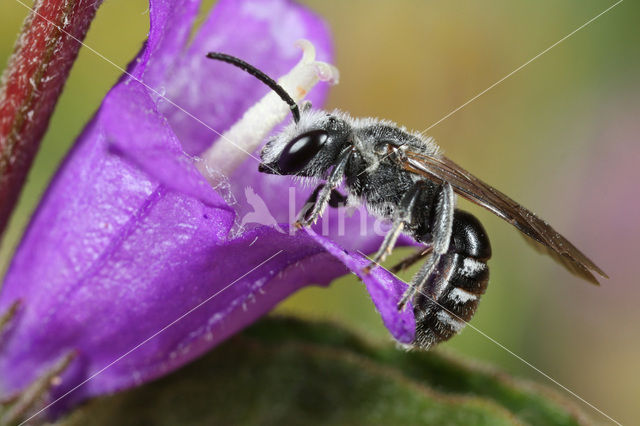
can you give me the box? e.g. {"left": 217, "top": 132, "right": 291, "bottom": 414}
{"left": 57, "top": 316, "right": 591, "bottom": 426}
{"left": 245, "top": 317, "right": 592, "bottom": 425}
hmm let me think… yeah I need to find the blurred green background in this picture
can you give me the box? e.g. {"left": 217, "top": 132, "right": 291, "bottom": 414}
{"left": 1, "top": 0, "right": 638, "bottom": 423}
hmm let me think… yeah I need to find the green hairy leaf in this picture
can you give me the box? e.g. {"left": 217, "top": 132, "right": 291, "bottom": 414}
{"left": 58, "top": 317, "right": 591, "bottom": 426}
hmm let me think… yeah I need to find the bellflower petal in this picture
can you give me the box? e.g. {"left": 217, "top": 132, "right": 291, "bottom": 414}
{"left": 0, "top": 0, "right": 416, "bottom": 415}
{"left": 104, "top": 83, "right": 224, "bottom": 207}
{"left": 139, "top": 0, "right": 200, "bottom": 85}
{"left": 305, "top": 228, "right": 415, "bottom": 344}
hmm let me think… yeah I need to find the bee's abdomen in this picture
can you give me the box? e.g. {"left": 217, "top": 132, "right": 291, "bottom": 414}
{"left": 413, "top": 210, "right": 491, "bottom": 349}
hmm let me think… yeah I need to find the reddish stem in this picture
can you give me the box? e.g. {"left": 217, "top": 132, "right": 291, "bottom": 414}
{"left": 0, "top": 0, "right": 102, "bottom": 237}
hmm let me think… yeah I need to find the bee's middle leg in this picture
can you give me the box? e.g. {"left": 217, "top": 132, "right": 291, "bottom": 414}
{"left": 389, "top": 246, "right": 433, "bottom": 274}
{"left": 364, "top": 180, "right": 434, "bottom": 272}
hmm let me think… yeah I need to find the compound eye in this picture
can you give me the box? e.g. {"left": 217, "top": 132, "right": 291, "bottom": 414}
{"left": 277, "top": 130, "right": 328, "bottom": 174}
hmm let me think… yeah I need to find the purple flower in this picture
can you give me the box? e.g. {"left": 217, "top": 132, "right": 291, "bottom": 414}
{"left": 0, "top": 0, "right": 414, "bottom": 415}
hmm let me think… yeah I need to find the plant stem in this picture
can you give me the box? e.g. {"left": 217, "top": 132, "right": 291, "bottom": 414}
{"left": 0, "top": 0, "right": 102, "bottom": 238}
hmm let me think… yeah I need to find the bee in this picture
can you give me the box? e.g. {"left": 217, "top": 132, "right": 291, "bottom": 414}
{"left": 207, "top": 52, "right": 608, "bottom": 349}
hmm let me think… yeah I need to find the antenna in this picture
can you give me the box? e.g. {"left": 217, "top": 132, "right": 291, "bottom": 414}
{"left": 206, "top": 52, "right": 301, "bottom": 123}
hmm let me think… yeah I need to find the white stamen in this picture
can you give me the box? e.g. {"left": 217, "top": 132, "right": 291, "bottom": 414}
{"left": 198, "top": 39, "right": 340, "bottom": 183}
{"left": 448, "top": 287, "right": 478, "bottom": 304}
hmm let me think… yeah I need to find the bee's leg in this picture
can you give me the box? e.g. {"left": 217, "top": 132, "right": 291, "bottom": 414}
{"left": 398, "top": 182, "right": 455, "bottom": 310}
{"left": 363, "top": 182, "right": 427, "bottom": 272}
{"left": 295, "top": 147, "right": 353, "bottom": 228}
{"left": 389, "top": 246, "right": 433, "bottom": 274}
{"left": 296, "top": 184, "right": 347, "bottom": 223}
{"left": 363, "top": 181, "right": 440, "bottom": 272}
{"left": 362, "top": 219, "right": 405, "bottom": 272}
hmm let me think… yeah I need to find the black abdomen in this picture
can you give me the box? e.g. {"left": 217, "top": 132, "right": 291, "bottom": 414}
{"left": 413, "top": 210, "right": 491, "bottom": 349}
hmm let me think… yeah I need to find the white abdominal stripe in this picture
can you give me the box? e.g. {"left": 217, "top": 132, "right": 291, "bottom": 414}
{"left": 413, "top": 252, "right": 490, "bottom": 349}
{"left": 447, "top": 287, "right": 478, "bottom": 304}
{"left": 461, "top": 257, "right": 486, "bottom": 277}
{"left": 436, "top": 310, "right": 466, "bottom": 333}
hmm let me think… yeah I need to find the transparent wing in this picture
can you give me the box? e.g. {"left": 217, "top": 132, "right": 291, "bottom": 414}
{"left": 402, "top": 151, "right": 607, "bottom": 284}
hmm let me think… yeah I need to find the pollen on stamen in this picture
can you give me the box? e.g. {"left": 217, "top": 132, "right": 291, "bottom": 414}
{"left": 197, "top": 39, "right": 340, "bottom": 184}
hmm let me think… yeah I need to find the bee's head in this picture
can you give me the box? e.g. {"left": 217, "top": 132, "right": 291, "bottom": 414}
{"left": 259, "top": 109, "right": 350, "bottom": 178}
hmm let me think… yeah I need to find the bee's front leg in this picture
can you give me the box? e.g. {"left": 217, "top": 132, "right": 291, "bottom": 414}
{"left": 294, "top": 147, "right": 353, "bottom": 228}
{"left": 296, "top": 184, "right": 347, "bottom": 225}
